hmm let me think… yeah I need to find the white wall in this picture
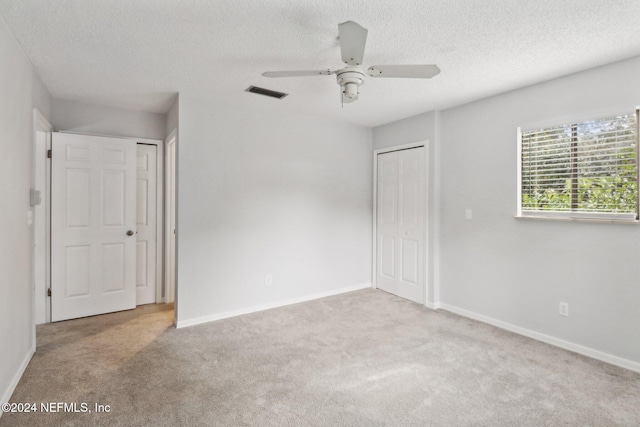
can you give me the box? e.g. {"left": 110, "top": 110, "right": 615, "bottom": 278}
{"left": 372, "top": 111, "right": 442, "bottom": 305}
{"left": 438, "top": 56, "right": 640, "bottom": 364}
{"left": 373, "top": 111, "right": 437, "bottom": 151}
{"left": 176, "top": 96, "right": 372, "bottom": 325}
{"left": 52, "top": 99, "right": 166, "bottom": 140}
{"left": 0, "top": 15, "right": 52, "bottom": 404}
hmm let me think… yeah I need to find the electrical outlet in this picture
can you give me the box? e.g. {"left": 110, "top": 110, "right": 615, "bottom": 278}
{"left": 265, "top": 274, "right": 273, "bottom": 287}
{"left": 465, "top": 209, "right": 473, "bottom": 220}
{"left": 559, "top": 302, "right": 569, "bottom": 317}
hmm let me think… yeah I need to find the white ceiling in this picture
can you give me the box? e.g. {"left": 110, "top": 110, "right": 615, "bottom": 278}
{"left": 1, "top": 0, "right": 640, "bottom": 128}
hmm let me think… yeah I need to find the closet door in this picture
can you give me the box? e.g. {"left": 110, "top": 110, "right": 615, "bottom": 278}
{"left": 135, "top": 144, "right": 157, "bottom": 305}
{"left": 376, "top": 147, "right": 425, "bottom": 304}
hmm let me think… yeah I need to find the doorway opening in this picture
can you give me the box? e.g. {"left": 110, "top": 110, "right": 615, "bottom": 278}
{"left": 32, "top": 121, "right": 170, "bottom": 324}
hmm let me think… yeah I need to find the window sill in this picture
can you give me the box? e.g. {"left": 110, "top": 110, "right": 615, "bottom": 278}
{"left": 515, "top": 215, "right": 640, "bottom": 224}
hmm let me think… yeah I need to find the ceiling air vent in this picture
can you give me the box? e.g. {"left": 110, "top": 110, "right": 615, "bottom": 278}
{"left": 245, "top": 86, "right": 288, "bottom": 99}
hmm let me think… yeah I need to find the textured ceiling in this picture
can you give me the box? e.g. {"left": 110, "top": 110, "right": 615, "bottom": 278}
{"left": 1, "top": 0, "right": 640, "bottom": 127}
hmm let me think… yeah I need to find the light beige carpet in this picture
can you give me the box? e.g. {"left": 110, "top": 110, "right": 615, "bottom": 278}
{"left": 1, "top": 289, "right": 639, "bottom": 426}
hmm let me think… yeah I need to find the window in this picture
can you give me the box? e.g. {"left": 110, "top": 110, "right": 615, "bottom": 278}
{"left": 518, "top": 109, "right": 639, "bottom": 221}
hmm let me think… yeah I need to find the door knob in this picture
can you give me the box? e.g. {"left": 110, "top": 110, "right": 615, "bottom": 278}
{"left": 127, "top": 230, "right": 134, "bottom": 236}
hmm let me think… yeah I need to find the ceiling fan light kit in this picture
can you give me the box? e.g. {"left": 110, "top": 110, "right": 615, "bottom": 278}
{"left": 336, "top": 67, "right": 365, "bottom": 100}
{"left": 262, "top": 21, "right": 440, "bottom": 105}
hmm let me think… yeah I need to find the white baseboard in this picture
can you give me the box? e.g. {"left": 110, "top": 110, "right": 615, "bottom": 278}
{"left": 1, "top": 345, "right": 35, "bottom": 412}
{"left": 176, "top": 283, "right": 372, "bottom": 329}
{"left": 439, "top": 303, "right": 640, "bottom": 374}
{"left": 425, "top": 301, "right": 441, "bottom": 310}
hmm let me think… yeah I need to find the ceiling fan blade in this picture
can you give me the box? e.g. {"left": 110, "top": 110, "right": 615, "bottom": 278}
{"left": 262, "top": 70, "right": 332, "bottom": 78}
{"left": 338, "top": 21, "right": 368, "bottom": 66}
{"left": 367, "top": 64, "right": 441, "bottom": 79}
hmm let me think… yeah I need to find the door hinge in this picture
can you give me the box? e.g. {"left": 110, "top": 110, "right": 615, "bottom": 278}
{"left": 47, "top": 149, "right": 52, "bottom": 158}
{"left": 47, "top": 288, "right": 51, "bottom": 297}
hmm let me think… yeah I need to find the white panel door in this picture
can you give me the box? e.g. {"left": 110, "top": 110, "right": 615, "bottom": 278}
{"left": 136, "top": 144, "right": 157, "bottom": 305}
{"left": 376, "top": 147, "right": 425, "bottom": 303}
{"left": 51, "top": 133, "right": 137, "bottom": 321}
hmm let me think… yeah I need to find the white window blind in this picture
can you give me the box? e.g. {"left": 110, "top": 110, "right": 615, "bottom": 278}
{"left": 520, "top": 110, "right": 639, "bottom": 220}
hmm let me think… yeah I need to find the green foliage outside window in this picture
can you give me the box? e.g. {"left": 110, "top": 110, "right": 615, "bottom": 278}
{"left": 521, "top": 114, "right": 638, "bottom": 217}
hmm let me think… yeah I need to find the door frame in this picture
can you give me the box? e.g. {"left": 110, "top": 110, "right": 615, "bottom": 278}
{"left": 372, "top": 141, "right": 429, "bottom": 306}
{"left": 36, "top": 131, "right": 165, "bottom": 323}
{"left": 164, "top": 129, "right": 177, "bottom": 306}
{"left": 32, "top": 109, "right": 53, "bottom": 326}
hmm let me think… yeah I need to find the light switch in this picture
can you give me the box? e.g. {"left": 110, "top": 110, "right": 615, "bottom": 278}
{"left": 30, "top": 188, "right": 41, "bottom": 206}
{"left": 465, "top": 209, "right": 472, "bottom": 220}
{"left": 27, "top": 210, "right": 33, "bottom": 225}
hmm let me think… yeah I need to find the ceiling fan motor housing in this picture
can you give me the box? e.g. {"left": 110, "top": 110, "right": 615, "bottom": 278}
{"left": 336, "top": 67, "right": 365, "bottom": 99}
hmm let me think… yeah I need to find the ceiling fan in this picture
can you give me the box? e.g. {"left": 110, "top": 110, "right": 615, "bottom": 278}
{"left": 262, "top": 21, "right": 440, "bottom": 104}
